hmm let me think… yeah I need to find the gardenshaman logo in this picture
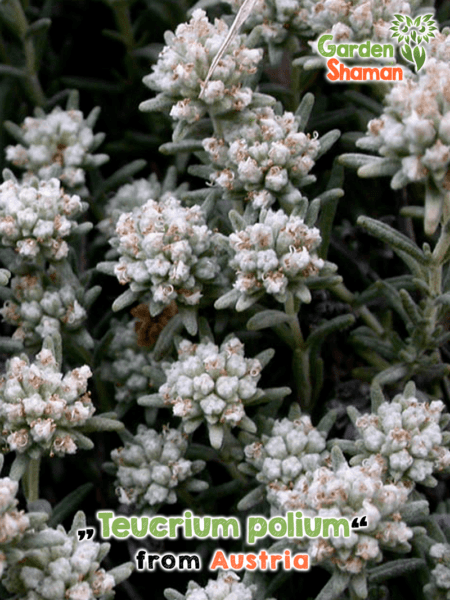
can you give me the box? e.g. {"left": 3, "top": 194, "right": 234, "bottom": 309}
{"left": 316, "top": 13, "right": 437, "bottom": 82}
{"left": 390, "top": 13, "right": 437, "bottom": 71}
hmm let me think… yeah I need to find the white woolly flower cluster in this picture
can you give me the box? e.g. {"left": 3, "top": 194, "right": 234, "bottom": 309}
{"left": 0, "top": 176, "right": 86, "bottom": 261}
{"left": 203, "top": 106, "right": 320, "bottom": 210}
{"left": 142, "top": 9, "right": 263, "bottom": 123}
{"left": 0, "top": 347, "right": 94, "bottom": 458}
{"left": 143, "top": 337, "right": 264, "bottom": 449}
{"left": 3, "top": 512, "right": 133, "bottom": 600}
{"left": 224, "top": 0, "right": 428, "bottom": 52}
{"left": 244, "top": 415, "right": 328, "bottom": 486}
{"left": 100, "top": 319, "right": 162, "bottom": 404}
{"left": 426, "top": 543, "right": 450, "bottom": 599}
{"left": 350, "top": 389, "right": 450, "bottom": 486}
{"left": 228, "top": 208, "right": 324, "bottom": 307}
{"left": 0, "top": 476, "right": 30, "bottom": 577}
{"left": 5, "top": 106, "right": 108, "bottom": 192}
{"left": 109, "top": 195, "right": 220, "bottom": 314}
{"left": 223, "top": 0, "right": 309, "bottom": 49}
{"left": 176, "top": 572, "right": 269, "bottom": 600}
{"left": 98, "top": 170, "right": 187, "bottom": 242}
{"left": 268, "top": 454, "right": 413, "bottom": 583}
{"left": 111, "top": 425, "right": 207, "bottom": 508}
{"left": 357, "top": 59, "right": 450, "bottom": 192}
{"left": 303, "top": 0, "right": 428, "bottom": 44}
{"left": 0, "top": 273, "right": 89, "bottom": 348}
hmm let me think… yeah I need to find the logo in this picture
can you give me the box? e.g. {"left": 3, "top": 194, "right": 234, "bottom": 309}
{"left": 315, "top": 13, "right": 437, "bottom": 82}
{"left": 389, "top": 13, "right": 437, "bottom": 71}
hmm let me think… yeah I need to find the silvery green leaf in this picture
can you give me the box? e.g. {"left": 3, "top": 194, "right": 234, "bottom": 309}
{"left": 357, "top": 216, "right": 427, "bottom": 265}
{"left": 295, "top": 92, "right": 314, "bottom": 128}
{"left": 96, "top": 261, "right": 116, "bottom": 276}
{"left": 315, "top": 572, "right": 350, "bottom": 600}
{"left": 258, "top": 387, "right": 291, "bottom": 402}
{"left": 112, "top": 289, "right": 139, "bottom": 311}
{"left": 229, "top": 209, "right": 246, "bottom": 232}
{"left": 306, "top": 314, "right": 355, "bottom": 349}
{"left": 305, "top": 197, "right": 321, "bottom": 226}
{"left": 358, "top": 157, "right": 400, "bottom": 178}
{"left": 139, "top": 94, "right": 175, "bottom": 112}
{"left": 237, "top": 485, "right": 265, "bottom": 511}
{"left": 164, "top": 589, "right": 185, "bottom": 600}
{"left": 246, "top": 310, "right": 291, "bottom": 330}
{"left": 249, "top": 92, "right": 276, "bottom": 108}
{"left": 424, "top": 182, "right": 444, "bottom": 236}
{"left": 9, "top": 453, "right": 29, "bottom": 481}
{"left": 317, "top": 409, "right": 337, "bottom": 434}
{"left": 330, "top": 445, "right": 346, "bottom": 471}
{"left": 72, "top": 222, "right": 94, "bottom": 235}
{"left": 179, "top": 306, "right": 198, "bottom": 336}
{"left": 370, "top": 382, "right": 386, "bottom": 412}
{"left": 160, "top": 140, "right": 205, "bottom": 155}
{"left": 86, "top": 106, "right": 101, "bottom": 128}
{"left": 183, "top": 418, "right": 203, "bottom": 434}
{"left": 137, "top": 393, "right": 166, "bottom": 408}
{"left": 70, "top": 431, "right": 95, "bottom": 450}
{"left": 84, "top": 285, "right": 102, "bottom": 309}
{"left": 0, "top": 336, "right": 23, "bottom": 353}
{"left": 108, "top": 562, "right": 135, "bottom": 584}
{"left": 48, "top": 483, "right": 94, "bottom": 528}
{"left": 349, "top": 573, "right": 367, "bottom": 599}
{"left": 236, "top": 292, "right": 262, "bottom": 311}
{"left": 347, "top": 405, "right": 361, "bottom": 425}
{"left": 368, "top": 558, "right": 425, "bottom": 582}
{"left": 82, "top": 416, "right": 124, "bottom": 432}
{"left": 21, "top": 529, "right": 68, "bottom": 548}
{"left": 4, "top": 120, "right": 28, "bottom": 144}
{"left": 254, "top": 347, "right": 275, "bottom": 367}
{"left": 153, "top": 313, "right": 183, "bottom": 360}
{"left": 339, "top": 153, "right": 381, "bottom": 169}
{"left": 208, "top": 424, "right": 224, "bottom": 450}
{"left": 96, "top": 159, "right": 147, "bottom": 197}
{"left": 316, "top": 129, "right": 340, "bottom": 159}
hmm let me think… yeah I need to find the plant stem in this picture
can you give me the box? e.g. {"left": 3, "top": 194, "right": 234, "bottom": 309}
{"left": 284, "top": 292, "right": 312, "bottom": 411}
{"left": 24, "top": 456, "right": 41, "bottom": 503}
{"left": 331, "top": 282, "right": 384, "bottom": 336}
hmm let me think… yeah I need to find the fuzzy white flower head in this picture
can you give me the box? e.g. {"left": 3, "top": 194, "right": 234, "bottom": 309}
{"left": 356, "top": 58, "right": 450, "bottom": 233}
{"left": 142, "top": 9, "right": 262, "bottom": 123}
{"left": 5, "top": 106, "right": 108, "bottom": 194}
{"left": 203, "top": 106, "right": 322, "bottom": 209}
{"left": 0, "top": 345, "right": 95, "bottom": 458}
{"left": 351, "top": 383, "right": 450, "bottom": 486}
{"left": 245, "top": 415, "right": 328, "bottom": 486}
{"left": 111, "top": 425, "right": 207, "bottom": 509}
{"left": 0, "top": 174, "right": 86, "bottom": 262}
{"left": 0, "top": 475, "right": 30, "bottom": 577}
{"left": 107, "top": 195, "right": 220, "bottom": 316}
{"left": 179, "top": 572, "right": 272, "bottom": 600}
{"left": 0, "top": 270, "right": 92, "bottom": 350}
{"left": 97, "top": 167, "right": 188, "bottom": 242}
{"left": 142, "top": 336, "right": 270, "bottom": 449}
{"left": 2, "top": 511, "right": 133, "bottom": 599}
{"left": 223, "top": 208, "right": 325, "bottom": 309}
{"left": 267, "top": 451, "right": 413, "bottom": 584}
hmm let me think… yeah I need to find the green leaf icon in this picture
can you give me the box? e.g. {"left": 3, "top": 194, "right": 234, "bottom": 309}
{"left": 401, "top": 43, "right": 414, "bottom": 63}
{"left": 413, "top": 45, "right": 426, "bottom": 71}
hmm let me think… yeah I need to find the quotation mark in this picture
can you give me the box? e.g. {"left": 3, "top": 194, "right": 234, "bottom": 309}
{"left": 77, "top": 528, "right": 95, "bottom": 541}
{"left": 351, "top": 516, "right": 368, "bottom": 529}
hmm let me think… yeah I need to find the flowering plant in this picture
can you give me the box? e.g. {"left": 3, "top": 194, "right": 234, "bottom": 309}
{"left": 0, "top": 1, "right": 449, "bottom": 600}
